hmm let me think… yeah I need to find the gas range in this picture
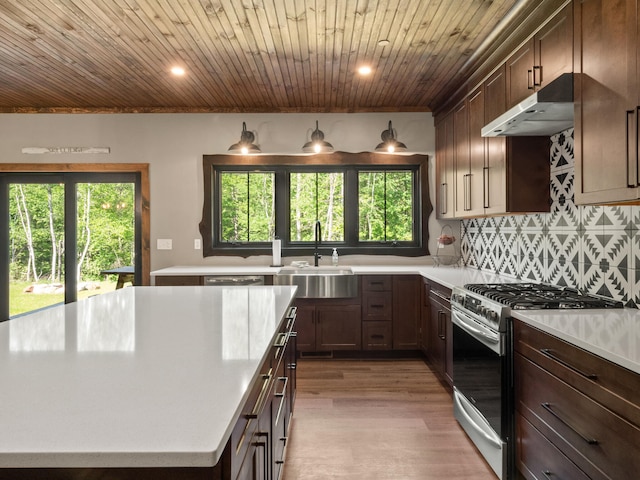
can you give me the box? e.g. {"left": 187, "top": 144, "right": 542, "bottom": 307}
{"left": 451, "top": 283, "right": 624, "bottom": 332}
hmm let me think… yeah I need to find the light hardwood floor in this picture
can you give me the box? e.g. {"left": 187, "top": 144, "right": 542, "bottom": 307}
{"left": 283, "top": 359, "right": 497, "bottom": 480}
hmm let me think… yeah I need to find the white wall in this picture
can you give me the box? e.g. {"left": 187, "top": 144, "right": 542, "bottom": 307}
{"left": 0, "top": 112, "right": 459, "bottom": 270}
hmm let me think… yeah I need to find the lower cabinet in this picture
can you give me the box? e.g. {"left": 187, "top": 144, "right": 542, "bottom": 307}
{"left": 424, "top": 279, "right": 453, "bottom": 387}
{"left": 296, "top": 300, "right": 362, "bottom": 352}
{"left": 234, "top": 308, "right": 298, "bottom": 480}
{"left": 514, "top": 319, "right": 640, "bottom": 480}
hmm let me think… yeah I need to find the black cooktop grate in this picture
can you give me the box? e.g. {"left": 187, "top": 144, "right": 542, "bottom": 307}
{"left": 463, "top": 283, "right": 624, "bottom": 309}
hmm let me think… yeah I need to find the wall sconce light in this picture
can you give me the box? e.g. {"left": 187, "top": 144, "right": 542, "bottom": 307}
{"left": 302, "top": 120, "right": 334, "bottom": 154}
{"left": 375, "top": 121, "right": 407, "bottom": 153}
{"left": 228, "top": 122, "right": 261, "bottom": 155}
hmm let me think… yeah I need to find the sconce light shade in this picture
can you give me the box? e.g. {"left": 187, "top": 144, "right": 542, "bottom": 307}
{"left": 302, "top": 120, "right": 334, "bottom": 154}
{"left": 228, "top": 122, "right": 261, "bottom": 154}
{"left": 375, "top": 121, "right": 407, "bottom": 153}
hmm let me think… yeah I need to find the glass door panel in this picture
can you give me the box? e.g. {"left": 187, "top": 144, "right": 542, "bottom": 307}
{"left": 9, "top": 182, "right": 65, "bottom": 316}
{"left": 76, "top": 182, "right": 135, "bottom": 297}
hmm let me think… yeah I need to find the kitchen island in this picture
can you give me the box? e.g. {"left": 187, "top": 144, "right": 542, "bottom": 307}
{"left": 0, "top": 285, "right": 297, "bottom": 479}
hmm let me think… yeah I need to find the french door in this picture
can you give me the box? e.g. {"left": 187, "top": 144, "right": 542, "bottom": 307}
{"left": 1, "top": 168, "right": 146, "bottom": 321}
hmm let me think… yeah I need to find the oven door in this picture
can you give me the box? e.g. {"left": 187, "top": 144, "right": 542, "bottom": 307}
{"left": 451, "top": 306, "right": 508, "bottom": 480}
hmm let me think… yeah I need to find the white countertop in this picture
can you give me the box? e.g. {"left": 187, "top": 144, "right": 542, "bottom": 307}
{"left": 152, "top": 264, "right": 640, "bottom": 374}
{"left": 0, "top": 285, "right": 297, "bottom": 468}
{"left": 151, "top": 264, "right": 510, "bottom": 289}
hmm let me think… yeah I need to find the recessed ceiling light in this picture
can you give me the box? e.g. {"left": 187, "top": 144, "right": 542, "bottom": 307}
{"left": 358, "top": 66, "right": 372, "bottom": 76}
{"left": 378, "top": 39, "right": 390, "bottom": 47}
{"left": 171, "top": 66, "right": 185, "bottom": 76}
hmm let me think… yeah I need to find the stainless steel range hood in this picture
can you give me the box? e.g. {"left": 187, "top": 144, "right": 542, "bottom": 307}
{"left": 481, "top": 73, "right": 573, "bottom": 137}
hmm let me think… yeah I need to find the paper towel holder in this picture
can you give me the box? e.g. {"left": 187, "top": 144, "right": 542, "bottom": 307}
{"left": 270, "top": 236, "right": 284, "bottom": 267}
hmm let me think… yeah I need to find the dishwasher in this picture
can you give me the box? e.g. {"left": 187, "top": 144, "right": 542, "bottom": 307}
{"left": 203, "top": 275, "right": 265, "bottom": 286}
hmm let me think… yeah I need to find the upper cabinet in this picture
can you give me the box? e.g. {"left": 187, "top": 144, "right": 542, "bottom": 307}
{"left": 434, "top": 3, "right": 574, "bottom": 219}
{"left": 435, "top": 68, "right": 550, "bottom": 220}
{"left": 435, "top": 111, "right": 455, "bottom": 219}
{"left": 506, "top": 3, "right": 573, "bottom": 108}
{"left": 574, "top": 0, "right": 640, "bottom": 204}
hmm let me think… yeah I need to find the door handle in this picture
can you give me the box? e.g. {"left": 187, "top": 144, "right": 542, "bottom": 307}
{"left": 626, "top": 109, "right": 638, "bottom": 187}
{"left": 483, "top": 166, "right": 489, "bottom": 209}
{"left": 463, "top": 174, "right": 471, "bottom": 211}
{"left": 533, "top": 65, "right": 541, "bottom": 87}
{"left": 441, "top": 182, "right": 448, "bottom": 215}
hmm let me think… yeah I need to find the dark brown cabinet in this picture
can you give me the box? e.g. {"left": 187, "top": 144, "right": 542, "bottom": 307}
{"left": 392, "top": 276, "right": 421, "bottom": 349}
{"left": 436, "top": 67, "right": 550, "bottom": 220}
{"left": 361, "top": 275, "right": 393, "bottom": 350}
{"left": 506, "top": 3, "right": 573, "bottom": 107}
{"left": 574, "top": 0, "right": 640, "bottom": 204}
{"left": 154, "top": 275, "right": 203, "bottom": 286}
{"left": 435, "top": 111, "right": 455, "bottom": 219}
{"left": 514, "top": 319, "right": 640, "bottom": 480}
{"left": 425, "top": 280, "right": 452, "bottom": 387}
{"left": 295, "top": 300, "right": 361, "bottom": 352}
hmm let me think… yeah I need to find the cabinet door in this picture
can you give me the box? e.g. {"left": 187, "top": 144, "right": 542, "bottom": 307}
{"left": 392, "top": 276, "right": 421, "bottom": 349}
{"left": 575, "top": 0, "right": 640, "bottom": 204}
{"left": 420, "top": 279, "right": 430, "bottom": 355}
{"left": 468, "top": 87, "right": 487, "bottom": 216}
{"left": 506, "top": 38, "right": 535, "bottom": 107}
{"left": 428, "top": 299, "right": 446, "bottom": 378}
{"left": 453, "top": 100, "right": 470, "bottom": 217}
{"left": 362, "top": 291, "right": 392, "bottom": 321}
{"left": 534, "top": 3, "right": 573, "bottom": 89}
{"left": 294, "top": 305, "right": 315, "bottom": 352}
{"left": 316, "top": 305, "right": 361, "bottom": 351}
{"left": 444, "top": 307, "right": 453, "bottom": 386}
{"left": 484, "top": 67, "right": 508, "bottom": 215}
{"left": 435, "top": 111, "right": 455, "bottom": 218}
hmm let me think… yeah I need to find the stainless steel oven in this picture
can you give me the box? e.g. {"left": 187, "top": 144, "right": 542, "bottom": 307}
{"left": 450, "top": 283, "right": 624, "bottom": 480}
{"left": 451, "top": 287, "right": 511, "bottom": 480}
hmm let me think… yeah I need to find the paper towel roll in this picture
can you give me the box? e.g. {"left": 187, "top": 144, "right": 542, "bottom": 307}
{"left": 272, "top": 238, "right": 282, "bottom": 266}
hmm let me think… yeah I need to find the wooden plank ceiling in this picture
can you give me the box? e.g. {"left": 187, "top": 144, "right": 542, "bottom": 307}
{"left": 0, "top": 0, "right": 521, "bottom": 113}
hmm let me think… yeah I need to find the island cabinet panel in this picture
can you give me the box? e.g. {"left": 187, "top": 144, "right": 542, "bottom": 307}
{"left": 514, "top": 319, "right": 640, "bottom": 480}
{"left": 574, "top": 0, "right": 640, "bottom": 204}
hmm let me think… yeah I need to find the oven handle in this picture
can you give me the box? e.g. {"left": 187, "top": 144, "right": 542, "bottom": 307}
{"left": 453, "top": 388, "right": 503, "bottom": 449}
{"left": 451, "top": 307, "right": 502, "bottom": 355}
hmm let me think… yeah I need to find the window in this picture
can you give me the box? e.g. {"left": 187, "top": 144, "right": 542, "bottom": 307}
{"left": 200, "top": 152, "right": 431, "bottom": 257}
{"left": 0, "top": 164, "right": 150, "bottom": 322}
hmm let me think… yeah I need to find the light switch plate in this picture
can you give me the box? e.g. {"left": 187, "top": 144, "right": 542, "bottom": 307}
{"left": 157, "top": 239, "right": 172, "bottom": 250}
{"left": 194, "top": 239, "right": 201, "bottom": 250}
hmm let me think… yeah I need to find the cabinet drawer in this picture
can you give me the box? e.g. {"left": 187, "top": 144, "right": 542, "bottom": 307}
{"left": 362, "top": 291, "right": 392, "bottom": 320}
{"left": 361, "top": 275, "right": 391, "bottom": 292}
{"left": 515, "top": 352, "right": 640, "bottom": 480}
{"left": 516, "top": 413, "right": 589, "bottom": 480}
{"left": 514, "top": 319, "right": 640, "bottom": 428}
{"left": 362, "top": 321, "right": 392, "bottom": 350}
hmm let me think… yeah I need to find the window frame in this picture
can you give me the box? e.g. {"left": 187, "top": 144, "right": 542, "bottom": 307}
{"left": 200, "top": 152, "right": 431, "bottom": 258}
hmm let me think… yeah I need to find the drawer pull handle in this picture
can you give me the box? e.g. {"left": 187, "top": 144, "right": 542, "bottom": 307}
{"left": 371, "top": 334, "right": 385, "bottom": 339}
{"left": 541, "top": 402, "right": 598, "bottom": 445}
{"left": 539, "top": 348, "right": 598, "bottom": 380}
{"left": 371, "top": 304, "right": 385, "bottom": 308}
{"left": 541, "top": 470, "right": 552, "bottom": 480}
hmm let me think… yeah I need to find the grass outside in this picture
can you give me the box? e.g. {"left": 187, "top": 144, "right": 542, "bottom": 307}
{"left": 9, "top": 280, "right": 119, "bottom": 317}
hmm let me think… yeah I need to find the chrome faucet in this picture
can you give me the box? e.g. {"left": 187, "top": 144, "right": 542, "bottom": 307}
{"left": 314, "top": 220, "right": 322, "bottom": 266}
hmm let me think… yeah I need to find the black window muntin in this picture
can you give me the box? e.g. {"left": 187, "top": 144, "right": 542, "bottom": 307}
{"left": 200, "top": 153, "right": 431, "bottom": 258}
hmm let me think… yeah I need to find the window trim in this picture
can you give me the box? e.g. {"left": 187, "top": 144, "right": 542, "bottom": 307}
{"left": 200, "top": 152, "right": 431, "bottom": 258}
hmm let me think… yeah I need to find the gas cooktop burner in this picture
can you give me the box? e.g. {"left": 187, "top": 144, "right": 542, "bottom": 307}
{"left": 463, "top": 283, "right": 624, "bottom": 310}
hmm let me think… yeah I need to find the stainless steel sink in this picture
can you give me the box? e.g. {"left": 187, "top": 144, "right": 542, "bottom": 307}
{"left": 274, "top": 267, "right": 358, "bottom": 298}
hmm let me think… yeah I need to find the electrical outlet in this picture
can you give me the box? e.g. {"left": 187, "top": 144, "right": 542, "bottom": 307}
{"left": 157, "top": 239, "right": 172, "bottom": 250}
{"left": 194, "top": 239, "right": 201, "bottom": 250}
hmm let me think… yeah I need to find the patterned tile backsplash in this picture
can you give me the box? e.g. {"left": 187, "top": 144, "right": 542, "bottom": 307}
{"left": 460, "top": 128, "right": 640, "bottom": 307}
